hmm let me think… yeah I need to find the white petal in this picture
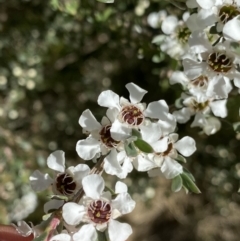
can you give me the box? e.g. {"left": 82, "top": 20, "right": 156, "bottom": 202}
{"left": 110, "top": 119, "right": 131, "bottom": 141}
{"left": 183, "top": 59, "right": 207, "bottom": 79}
{"left": 108, "top": 220, "right": 132, "bottom": 241}
{"left": 67, "top": 164, "right": 90, "bottom": 184}
{"left": 203, "top": 117, "right": 221, "bottom": 135}
{"left": 189, "top": 31, "right": 212, "bottom": 53}
{"left": 73, "top": 224, "right": 97, "bottom": 241}
{"left": 196, "top": 0, "right": 215, "bottom": 9}
{"left": 133, "top": 155, "right": 157, "bottom": 171}
{"left": 223, "top": 16, "right": 240, "bottom": 41}
{"left": 44, "top": 199, "right": 64, "bottom": 213}
{"left": 157, "top": 113, "right": 176, "bottom": 135}
{"left": 112, "top": 193, "right": 136, "bottom": 215}
{"left": 104, "top": 149, "right": 123, "bottom": 178}
{"left": 140, "top": 122, "right": 162, "bottom": 144}
{"left": 62, "top": 202, "right": 85, "bottom": 225}
{"left": 191, "top": 112, "right": 206, "bottom": 128}
{"left": 169, "top": 71, "right": 189, "bottom": 86}
{"left": 174, "top": 136, "right": 196, "bottom": 157}
{"left": 76, "top": 137, "right": 100, "bottom": 160}
{"left": 125, "top": 82, "right": 147, "bottom": 104}
{"left": 79, "top": 109, "right": 101, "bottom": 132}
{"left": 50, "top": 234, "right": 71, "bottom": 241}
{"left": 29, "top": 170, "right": 53, "bottom": 192}
{"left": 106, "top": 108, "right": 119, "bottom": 123}
{"left": 161, "top": 16, "right": 178, "bottom": 35}
{"left": 144, "top": 100, "right": 169, "bottom": 119}
{"left": 210, "top": 100, "right": 227, "bottom": 118}
{"left": 173, "top": 107, "right": 192, "bottom": 123}
{"left": 115, "top": 181, "right": 128, "bottom": 194}
{"left": 98, "top": 90, "right": 120, "bottom": 109}
{"left": 82, "top": 174, "right": 105, "bottom": 199}
{"left": 47, "top": 150, "right": 65, "bottom": 173}
{"left": 151, "top": 136, "right": 168, "bottom": 153}
{"left": 161, "top": 157, "right": 183, "bottom": 179}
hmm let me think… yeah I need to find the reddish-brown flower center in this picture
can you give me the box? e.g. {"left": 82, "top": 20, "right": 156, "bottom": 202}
{"left": 88, "top": 200, "right": 112, "bottom": 224}
{"left": 120, "top": 105, "right": 144, "bottom": 126}
{"left": 99, "top": 125, "right": 119, "bottom": 148}
{"left": 55, "top": 173, "right": 76, "bottom": 196}
{"left": 207, "top": 52, "right": 233, "bottom": 73}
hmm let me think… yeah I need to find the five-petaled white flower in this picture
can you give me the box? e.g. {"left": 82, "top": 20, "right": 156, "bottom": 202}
{"left": 62, "top": 174, "right": 135, "bottom": 241}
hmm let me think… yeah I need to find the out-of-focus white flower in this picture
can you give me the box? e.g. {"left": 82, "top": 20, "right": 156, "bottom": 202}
{"left": 183, "top": 31, "right": 240, "bottom": 88}
{"left": 170, "top": 70, "right": 232, "bottom": 99}
{"left": 62, "top": 174, "right": 135, "bottom": 241}
{"left": 173, "top": 93, "right": 227, "bottom": 133}
{"left": 147, "top": 10, "right": 167, "bottom": 28}
{"left": 153, "top": 12, "right": 191, "bottom": 59}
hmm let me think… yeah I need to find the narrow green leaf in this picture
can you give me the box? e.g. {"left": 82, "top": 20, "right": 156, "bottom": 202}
{"left": 183, "top": 168, "right": 195, "bottom": 181}
{"left": 175, "top": 155, "right": 186, "bottom": 163}
{"left": 134, "top": 139, "right": 154, "bottom": 153}
{"left": 124, "top": 142, "right": 138, "bottom": 157}
{"left": 171, "top": 175, "right": 183, "bottom": 192}
{"left": 181, "top": 173, "right": 201, "bottom": 194}
{"left": 132, "top": 129, "right": 142, "bottom": 139}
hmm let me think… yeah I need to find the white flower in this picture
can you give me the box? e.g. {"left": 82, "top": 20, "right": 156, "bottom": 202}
{"left": 98, "top": 82, "right": 174, "bottom": 141}
{"left": 183, "top": 31, "right": 240, "bottom": 88}
{"left": 133, "top": 122, "right": 196, "bottom": 179}
{"left": 30, "top": 150, "right": 90, "bottom": 201}
{"left": 76, "top": 109, "right": 120, "bottom": 160}
{"left": 186, "top": 0, "right": 240, "bottom": 34}
{"left": 62, "top": 174, "right": 135, "bottom": 241}
{"left": 173, "top": 94, "right": 227, "bottom": 134}
{"left": 157, "top": 12, "right": 191, "bottom": 59}
{"left": 170, "top": 70, "right": 232, "bottom": 99}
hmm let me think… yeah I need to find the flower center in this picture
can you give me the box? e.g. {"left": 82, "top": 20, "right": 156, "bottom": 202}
{"left": 207, "top": 52, "right": 233, "bottom": 73}
{"left": 176, "top": 26, "right": 191, "bottom": 44}
{"left": 191, "top": 99, "right": 209, "bottom": 112}
{"left": 99, "top": 125, "right": 119, "bottom": 148}
{"left": 120, "top": 105, "right": 144, "bottom": 126}
{"left": 218, "top": 5, "right": 240, "bottom": 24}
{"left": 55, "top": 173, "right": 76, "bottom": 196}
{"left": 88, "top": 200, "right": 112, "bottom": 224}
{"left": 191, "top": 75, "right": 208, "bottom": 88}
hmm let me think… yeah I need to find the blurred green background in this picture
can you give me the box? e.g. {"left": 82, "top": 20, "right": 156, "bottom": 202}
{"left": 0, "top": 0, "right": 240, "bottom": 240}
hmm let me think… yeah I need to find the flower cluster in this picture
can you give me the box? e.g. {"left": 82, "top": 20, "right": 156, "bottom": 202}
{"left": 22, "top": 82, "right": 198, "bottom": 241}
{"left": 151, "top": 0, "right": 240, "bottom": 135}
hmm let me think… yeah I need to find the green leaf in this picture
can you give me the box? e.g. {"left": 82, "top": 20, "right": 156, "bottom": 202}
{"left": 124, "top": 142, "right": 138, "bottom": 157}
{"left": 183, "top": 168, "right": 195, "bottom": 181}
{"left": 175, "top": 155, "right": 186, "bottom": 163}
{"left": 171, "top": 175, "right": 183, "bottom": 192}
{"left": 233, "top": 122, "right": 240, "bottom": 133}
{"left": 132, "top": 129, "right": 142, "bottom": 139}
{"left": 181, "top": 172, "right": 201, "bottom": 194}
{"left": 134, "top": 139, "right": 154, "bottom": 153}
